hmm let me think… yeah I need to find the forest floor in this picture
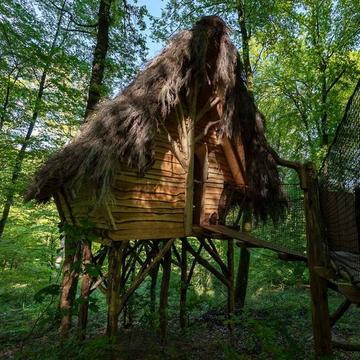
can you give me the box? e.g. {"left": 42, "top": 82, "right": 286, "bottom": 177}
{"left": 1, "top": 283, "right": 360, "bottom": 360}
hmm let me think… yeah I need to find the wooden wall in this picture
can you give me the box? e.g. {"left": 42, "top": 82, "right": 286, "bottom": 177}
{"left": 199, "top": 129, "right": 245, "bottom": 225}
{"left": 55, "top": 120, "right": 246, "bottom": 241}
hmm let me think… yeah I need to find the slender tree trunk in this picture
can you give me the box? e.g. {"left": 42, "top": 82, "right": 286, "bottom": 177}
{"left": 236, "top": 0, "right": 254, "bottom": 98}
{"left": 235, "top": 211, "right": 252, "bottom": 310}
{"left": 60, "top": 237, "right": 81, "bottom": 338}
{"left": 235, "top": 246, "right": 250, "bottom": 310}
{"left": 77, "top": 240, "right": 92, "bottom": 340}
{"left": 320, "top": 68, "right": 329, "bottom": 147}
{"left": 73, "top": 0, "right": 112, "bottom": 338}
{"left": 0, "top": 0, "right": 67, "bottom": 239}
{"left": 84, "top": 0, "right": 112, "bottom": 118}
{"left": 107, "top": 242, "right": 126, "bottom": 339}
{"left": 0, "top": 66, "right": 21, "bottom": 132}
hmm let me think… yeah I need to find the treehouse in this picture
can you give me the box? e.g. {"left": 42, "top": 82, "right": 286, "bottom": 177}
{"left": 26, "top": 16, "right": 285, "bottom": 242}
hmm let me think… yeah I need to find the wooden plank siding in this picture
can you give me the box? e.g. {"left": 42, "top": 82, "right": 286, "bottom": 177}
{"left": 56, "top": 119, "right": 248, "bottom": 241}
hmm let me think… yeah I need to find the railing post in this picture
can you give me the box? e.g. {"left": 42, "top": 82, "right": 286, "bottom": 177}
{"left": 302, "top": 163, "right": 332, "bottom": 356}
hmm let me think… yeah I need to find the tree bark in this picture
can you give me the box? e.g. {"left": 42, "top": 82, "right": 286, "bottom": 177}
{"left": 84, "top": 0, "right": 112, "bottom": 118}
{"left": 236, "top": 0, "right": 254, "bottom": 98}
{"left": 235, "top": 246, "right": 250, "bottom": 310}
{"left": 60, "top": 237, "right": 81, "bottom": 339}
{"left": 0, "top": 66, "right": 21, "bottom": 132}
{"left": 106, "top": 242, "right": 126, "bottom": 339}
{"left": 235, "top": 211, "right": 252, "bottom": 310}
{"left": 74, "top": 0, "right": 113, "bottom": 338}
{"left": 77, "top": 240, "right": 92, "bottom": 340}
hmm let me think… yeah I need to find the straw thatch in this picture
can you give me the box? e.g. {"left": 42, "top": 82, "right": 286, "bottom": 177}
{"left": 25, "top": 15, "right": 286, "bottom": 222}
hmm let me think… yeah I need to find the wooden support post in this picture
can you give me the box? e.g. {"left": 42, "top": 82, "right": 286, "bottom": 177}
{"left": 59, "top": 235, "right": 81, "bottom": 339}
{"left": 227, "top": 238, "right": 235, "bottom": 335}
{"left": 235, "top": 246, "right": 250, "bottom": 311}
{"left": 149, "top": 265, "right": 159, "bottom": 326}
{"left": 106, "top": 241, "right": 126, "bottom": 339}
{"left": 159, "top": 244, "right": 172, "bottom": 344}
{"left": 235, "top": 211, "right": 252, "bottom": 311}
{"left": 180, "top": 239, "right": 188, "bottom": 330}
{"left": 78, "top": 240, "right": 92, "bottom": 340}
{"left": 184, "top": 84, "right": 198, "bottom": 235}
{"left": 149, "top": 243, "right": 160, "bottom": 328}
{"left": 302, "top": 163, "right": 332, "bottom": 356}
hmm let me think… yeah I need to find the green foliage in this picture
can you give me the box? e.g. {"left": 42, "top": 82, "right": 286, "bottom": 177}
{"left": 34, "top": 284, "right": 60, "bottom": 303}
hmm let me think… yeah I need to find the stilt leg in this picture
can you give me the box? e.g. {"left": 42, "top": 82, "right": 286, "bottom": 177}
{"left": 235, "top": 246, "right": 250, "bottom": 311}
{"left": 149, "top": 241, "right": 160, "bottom": 327}
{"left": 78, "top": 240, "right": 92, "bottom": 340}
{"left": 303, "top": 164, "right": 332, "bottom": 356}
{"left": 60, "top": 236, "right": 81, "bottom": 339}
{"left": 235, "top": 211, "right": 252, "bottom": 311}
{"left": 159, "top": 244, "right": 171, "bottom": 344}
{"left": 227, "top": 239, "right": 235, "bottom": 335}
{"left": 180, "top": 239, "right": 188, "bottom": 330}
{"left": 106, "top": 242, "right": 126, "bottom": 339}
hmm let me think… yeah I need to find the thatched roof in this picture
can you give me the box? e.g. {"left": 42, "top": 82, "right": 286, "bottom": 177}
{"left": 26, "top": 15, "right": 286, "bottom": 222}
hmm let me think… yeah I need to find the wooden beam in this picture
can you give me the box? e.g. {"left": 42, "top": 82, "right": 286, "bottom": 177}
{"left": 332, "top": 341, "right": 360, "bottom": 351}
{"left": 198, "top": 224, "right": 306, "bottom": 261}
{"left": 184, "top": 239, "right": 229, "bottom": 286}
{"left": 199, "top": 237, "right": 228, "bottom": 276}
{"left": 221, "top": 136, "right": 246, "bottom": 187}
{"left": 187, "top": 243, "right": 203, "bottom": 286}
{"left": 330, "top": 299, "right": 351, "bottom": 326}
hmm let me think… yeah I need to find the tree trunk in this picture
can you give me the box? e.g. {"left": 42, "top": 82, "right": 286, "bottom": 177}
{"left": 106, "top": 242, "right": 126, "bottom": 339}
{"left": 75, "top": 0, "right": 113, "bottom": 338}
{"left": 236, "top": 0, "right": 254, "bottom": 98}
{"left": 235, "top": 211, "right": 252, "bottom": 310}
{"left": 77, "top": 240, "right": 92, "bottom": 340}
{"left": 84, "top": 0, "right": 112, "bottom": 118}
{"left": 0, "top": 0, "right": 67, "bottom": 239}
{"left": 60, "top": 237, "right": 81, "bottom": 339}
{"left": 0, "top": 66, "right": 21, "bottom": 132}
{"left": 320, "top": 68, "right": 329, "bottom": 147}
